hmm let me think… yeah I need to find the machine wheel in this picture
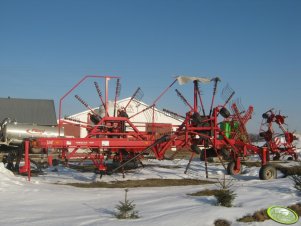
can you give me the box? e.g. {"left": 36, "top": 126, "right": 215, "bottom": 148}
{"left": 227, "top": 161, "right": 242, "bottom": 175}
{"left": 52, "top": 159, "right": 59, "bottom": 166}
{"left": 220, "top": 149, "right": 231, "bottom": 161}
{"left": 219, "top": 107, "right": 230, "bottom": 118}
{"left": 200, "top": 148, "right": 216, "bottom": 161}
{"left": 259, "top": 164, "right": 277, "bottom": 180}
{"left": 191, "top": 144, "right": 201, "bottom": 154}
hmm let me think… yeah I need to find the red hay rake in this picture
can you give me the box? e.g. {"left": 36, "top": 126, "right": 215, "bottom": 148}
{"left": 259, "top": 109, "right": 297, "bottom": 160}
{"left": 19, "top": 75, "right": 298, "bottom": 181}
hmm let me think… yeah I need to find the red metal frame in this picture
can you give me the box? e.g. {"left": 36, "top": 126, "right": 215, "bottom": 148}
{"left": 20, "top": 75, "right": 298, "bottom": 181}
{"left": 19, "top": 140, "right": 31, "bottom": 181}
{"left": 259, "top": 109, "right": 297, "bottom": 160}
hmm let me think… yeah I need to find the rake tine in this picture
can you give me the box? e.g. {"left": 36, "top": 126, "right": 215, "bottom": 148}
{"left": 223, "top": 91, "right": 235, "bottom": 108}
{"left": 230, "top": 98, "right": 245, "bottom": 115}
{"left": 124, "top": 87, "right": 144, "bottom": 110}
{"left": 221, "top": 84, "right": 235, "bottom": 104}
{"left": 175, "top": 89, "right": 193, "bottom": 110}
{"left": 222, "top": 84, "right": 233, "bottom": 97}
{"left": 113, "top": 78, "right": 121, "bottom": 116}
{"left": 197, "top": 82, "right": 206, "bottom": 116}
{"left": 163, "top": 108, "right": 185, "bottom": 120}
{"left": 74, "top": 95, "right": 99, "bottom": 116}
{"left": 209, "top": 77, "right": 221, "bottom": 116}
{"left": 94, "top": 81, "right": 109, "bottom": 117}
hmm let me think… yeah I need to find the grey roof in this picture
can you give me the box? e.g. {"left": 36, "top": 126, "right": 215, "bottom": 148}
{"left": 0, "top": 97, "right": 57, "bottom": 125}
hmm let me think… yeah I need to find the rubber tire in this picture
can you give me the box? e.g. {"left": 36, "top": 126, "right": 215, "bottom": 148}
{"left": 219, "top": 107, "right": 230, "bottom": 118}
{"left": 227, "top": 161, "right": 242, "bottom": 175}
{"left": 259, "top": 164, "right": 277, "bottom": 180}
{"left": 191, "top": 144, "right": 201, "bottom": 154}
{"left": 220, "top": 149, "right": 231, "bottom": 161}
{"left": 52, "top": 159, "right": 59, "bottom": 166}
{"left": 199, "top": 148, "right": 216, "bottom": 161}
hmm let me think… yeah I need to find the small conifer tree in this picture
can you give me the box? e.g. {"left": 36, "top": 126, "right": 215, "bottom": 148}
{"left": 115, "top": 188, "right": 139, "bottom": 219}
{"left": 214, "top": 174, "right": 237, "bottom": 207}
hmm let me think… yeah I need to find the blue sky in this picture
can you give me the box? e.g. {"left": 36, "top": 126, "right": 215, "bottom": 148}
{"left": 0, "top": 0, "right": 300, "bottom": 133}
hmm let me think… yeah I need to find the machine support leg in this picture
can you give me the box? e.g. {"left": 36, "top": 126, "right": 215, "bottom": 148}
{"left": 205, "top": 149, "right": 208, "bottom": 179}
{"left": 48, "top": 155, "right": 53, "bottom": 167}
{"left": 19, "top": 140, "right": 31, "bottom": 181}
{"left": 184, "top": 152, "right": 195, "bottom": 174}
{"left": 214, "top": 149, "right": 227, "bottom": 170}
{"left": 235, "top": 157, "right": 241, "bottom": 172}
{"left": 261, "top": 147, "right": 268, "bottom": 166}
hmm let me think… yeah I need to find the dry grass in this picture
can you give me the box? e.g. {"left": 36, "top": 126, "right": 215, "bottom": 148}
{"left": 188, "top": 189, "right": 220, "bottom": 197}
{"left": 276, "top": 165, "right": 301, "bottom": 176}
{"left": 238, "top": 209, "right": 272, "bottom": 222}
{"left": 290, "top": 203, "right": 301, "bottom": 216}
{"left": 214, "top": 219, "right": 231, "bottom": 226}
{"left": 237, "top": 203, "right": 301, "bottom": 223}
{"left": 67, "top": 178, "right": 213, "bottom": 188}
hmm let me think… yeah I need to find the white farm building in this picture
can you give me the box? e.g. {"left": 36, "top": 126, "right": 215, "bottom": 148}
{"left": 63, "top": 97, "right": 183, "bottom": 138}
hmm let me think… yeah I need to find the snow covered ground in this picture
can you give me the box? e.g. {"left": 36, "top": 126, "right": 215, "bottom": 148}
{"left": 0, "top": 136, "right": 300, "bottom": 226}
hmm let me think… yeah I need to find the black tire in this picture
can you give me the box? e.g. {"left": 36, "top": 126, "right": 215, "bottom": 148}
{"left": 287, "top": 157, "right": 293, "bottom": 161}
{"left": 191, "top": 144, "right": 201, "bottom": 154}
{"left": 220, "top": 149, "right": 231, "bottom": 160}
{"left": 273, "top": 154, "right": 280, "bottom": 161}
{"left": 200, "top": 151, "right": 205, "bottom": 161}
{"left": 219, "top": 107, "right": 230, "bottom": 118}
{"left": 227, "top": 161, "right": 242, "bottom": 175}
{"left": 200, "top": 148, "right": 216, "bottom": 161}
{"left": 259, "top": 164, "right": 277, "bottom": 180}
{"left": 52, "top": 159, "right": 59, "bottom": 166}
{"left": 262, "top": 113, "right": 269, "bottom": 119}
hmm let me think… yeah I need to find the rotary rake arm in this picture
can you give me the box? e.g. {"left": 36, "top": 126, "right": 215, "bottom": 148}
{"left": 94, "top": 81, "right": 109, "bottom": 116}
{"left": 113, "top": 78, "right": 121, "bottom": 116}
{"left": 231, "top": 103, "right": 254, "bottom": 143}
{"left": 162, "top": 108, "right": 185, "bottom": 120}
{"left": 74, "top": 94, "right": 101, "bottom": 120}
{"left": 220, "top": 84, "right": 235, "bottom": 113}
{"left": 124, "top": 87, "right": 144, "bottom": 111}
{"left": 259, "top": 109, "right": 297, "bottom": 160}
{"left": 195, "top": 80, "right": 206, "bottom": 116}
{"left": 209, "top": 77, "right": 221, "bottom": 116}
{"left": 128, "top": 104, "right": 155, "bottom": 120}
{"left": 175, "top": 89, "right": 193, "bottom": 110}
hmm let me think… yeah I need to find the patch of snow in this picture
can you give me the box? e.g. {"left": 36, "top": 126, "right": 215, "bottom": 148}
{"left": 0, "top": 159, "right": 300, "bottom": 226}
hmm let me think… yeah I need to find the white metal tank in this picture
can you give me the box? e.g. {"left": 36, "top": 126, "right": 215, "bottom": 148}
{"left": 2, "top": 122, "right": 64, "bottom": 145}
